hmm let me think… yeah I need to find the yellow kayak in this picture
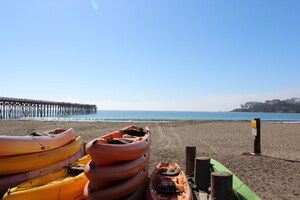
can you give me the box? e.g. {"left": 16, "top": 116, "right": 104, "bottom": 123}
{"left": 3, "top": 155, "right": 90, "bottom": 200}
{"left": 0, "top": 137, "right": 82, "bottom": 175}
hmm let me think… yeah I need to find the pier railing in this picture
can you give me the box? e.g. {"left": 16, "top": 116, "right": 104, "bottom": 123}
{"left": 0, "top": 97, "right": 97, "bottom": 119}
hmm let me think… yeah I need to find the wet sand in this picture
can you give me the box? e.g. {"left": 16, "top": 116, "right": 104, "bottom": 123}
{"left": 0, "top": 120, "right": 299, "bottom": 200}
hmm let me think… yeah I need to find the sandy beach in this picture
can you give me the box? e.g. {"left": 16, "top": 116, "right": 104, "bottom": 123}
{"left": 0, "top": 120, "right": 299, "bottom": 200}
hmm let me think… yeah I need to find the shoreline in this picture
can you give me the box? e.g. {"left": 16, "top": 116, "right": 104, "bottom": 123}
{"left": 7, "top": 117, "right": 300, "bottom": 124}
{"left": 0, "top": 120, "right": 299, "bottom": 199}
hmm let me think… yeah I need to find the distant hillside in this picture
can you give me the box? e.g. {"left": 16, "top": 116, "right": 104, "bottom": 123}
{"left": 231, "top": 98, "right": 300, "bottom": 113}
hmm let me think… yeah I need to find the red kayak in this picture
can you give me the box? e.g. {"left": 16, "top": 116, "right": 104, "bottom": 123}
{"left": 84, "top": 166, "right": 148, "bottom": 200}
{"left": 85, "top": 126, "right": 151, "bottom": 166}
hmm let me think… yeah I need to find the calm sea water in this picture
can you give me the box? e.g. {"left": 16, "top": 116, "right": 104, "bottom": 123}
{"left": 25, "top": 110, "right": 300, "bottom": 122}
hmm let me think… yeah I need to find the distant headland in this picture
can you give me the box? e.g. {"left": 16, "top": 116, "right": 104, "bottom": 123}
{"left": 231, "top": 98, "right": 300, "bottom": 113}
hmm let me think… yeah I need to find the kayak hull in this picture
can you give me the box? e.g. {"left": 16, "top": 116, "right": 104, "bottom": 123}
{"left": 84, "top": 166, "right": 148, "bottom": 200}
{"left": 85, "top": 126, "right": 151, "bottom": 166}
{"left": 85, "top": 151, "right": 149, "bottom": 189}
{"left": 0, "top": 149, "right": 83, "bottom": 194}
{"left": 0, "top": 136, "right": 82, "bottom": 175}
{"left": 122, "top": 181, "right": 147, "bottom": 200}
{"left": 0, "top": 128, "right": 76, "bottom": 157}
{"left": 210, "top": 159, "right": 260, "bottom": 200}
{"left": 147, "top": 162, "right": 193, "bottom": 200}
{"left": 2, "top": 155, "right": 90, "bottom": 200}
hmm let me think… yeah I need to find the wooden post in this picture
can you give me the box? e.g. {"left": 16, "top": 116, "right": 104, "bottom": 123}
{"left": 194, "top": 157, "right": 210, "bottom": 192}
{"left": 253, "top": 118, "right": 261, "bottom": 154}
{"left": 211, "top": 171, "right": 233, "bottom": 200}
{"left": 82, "top": 142, "right": 87, "bottom": 155}
{"left": 186, "top": 146, "right": 196, "bottom": 176}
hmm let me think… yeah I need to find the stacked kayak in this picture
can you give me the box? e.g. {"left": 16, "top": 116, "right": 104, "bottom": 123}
{"left": 0, "top": 128, "right": 76, "bottom": 157}
{"left": 0, "top": 128, "right": 82, "bottom": 195}
{"left": 84, "top": 126, "right": 151, "bottom": 200}
{"left": 2, "top": 155, "right": 91, "bottom": 200}
{"left": 147, "top": 162, "right": 193, "bottom": 200}
{"left": 0, "top": 136, "right": 82, "bottom": 175}
{"left": 0, "top": 150, "right": 82, "bottom": 194}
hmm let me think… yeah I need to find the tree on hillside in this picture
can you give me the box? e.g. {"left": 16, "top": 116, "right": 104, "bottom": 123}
{"left": 231, "top": 98, "right": 300, "bottom": 113}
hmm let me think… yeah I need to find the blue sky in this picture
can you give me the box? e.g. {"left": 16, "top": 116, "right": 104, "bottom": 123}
{"left": 1, "top": 0, "right": 299, "bottom": 111}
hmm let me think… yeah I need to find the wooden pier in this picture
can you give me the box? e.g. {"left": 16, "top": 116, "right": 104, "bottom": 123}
{"left": 0, "top": 97, "right": 97, "bottom": 119}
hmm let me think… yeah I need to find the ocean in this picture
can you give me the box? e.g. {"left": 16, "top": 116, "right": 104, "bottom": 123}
{"left": 23, "top": 110, "right": 300, "bottom": 123}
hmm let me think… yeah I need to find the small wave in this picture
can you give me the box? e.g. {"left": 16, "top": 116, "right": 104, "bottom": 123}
{"left": 19, "top": 117, "right": 300, "bottom": 123}
{"left": 265, "top": 120, "right": 300, "bottom": 124}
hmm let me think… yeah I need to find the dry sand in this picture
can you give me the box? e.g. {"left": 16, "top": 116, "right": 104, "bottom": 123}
{"left": 0, "top": 120, "right": 299, "bottom": 200}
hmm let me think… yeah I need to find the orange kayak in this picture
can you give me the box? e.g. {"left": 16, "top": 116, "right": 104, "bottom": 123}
{"left": 147, "top": 162, "right": 193, "bottom": 200}
{"left": 0, "top": 128, "right": 75, "bottom": 157}
{"left": 85, "top": 126, "right": 151, "bottom": 166}
{"left": 85, "top": 151, "right": 149, "bottom": 190}
{"left": 84, "top": 166, "right": 148, "bottom": 200}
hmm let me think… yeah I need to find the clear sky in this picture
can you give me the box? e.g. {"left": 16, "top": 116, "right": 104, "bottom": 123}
{"left": 1, "top": 0, "right": 299, "bottom": 111}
